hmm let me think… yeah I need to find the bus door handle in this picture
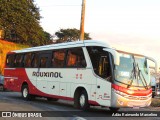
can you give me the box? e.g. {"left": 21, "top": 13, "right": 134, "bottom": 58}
{"left": 97, "top": 85, "right": 100, "bottom": 88}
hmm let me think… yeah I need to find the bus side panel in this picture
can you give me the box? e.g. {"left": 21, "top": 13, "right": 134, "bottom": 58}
{"left": 25, "top": 68, "right": 98, "bottom": 103}
{"left": 96, "top": 78, "right": 111, "bottom": 106}
{"left": 4, "top": 68, "right": 22, "bottom": 92}
{"left": 4, "top": 68, "right": 15, "bottom": 91}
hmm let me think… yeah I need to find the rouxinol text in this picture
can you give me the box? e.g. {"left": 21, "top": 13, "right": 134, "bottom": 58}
{"left": 32, "top": 72, "right": 63, "bottom": 78}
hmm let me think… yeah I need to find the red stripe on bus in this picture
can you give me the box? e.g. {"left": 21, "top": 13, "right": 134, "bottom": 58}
{"left": 88, "top": 100, "right": 100, "bottom": 106}
{"left": 112, "top": 84, "right": 152, "bottom": 96}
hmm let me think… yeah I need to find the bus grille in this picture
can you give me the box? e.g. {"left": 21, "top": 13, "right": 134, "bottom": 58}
{"left": 114, "top": 89, "right": 152, "bottom": 100}
{"left": 127, "top": 95, "right": 151, "bottom": 100}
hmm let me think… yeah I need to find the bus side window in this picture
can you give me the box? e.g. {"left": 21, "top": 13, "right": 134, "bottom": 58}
{"left": 52, "top": 50, "right": 66, "bottom": 68}
{"left": 66, "top": 48, "right": 86, "bottom": 68}
{"left": 24, "top": 53, "right": 32, "bottom": 68}
{"left": 32, "top": 54, "right": 39, "bottom": 68}
{"left": 14, "top": 54, "right": 24, "bottom": 67}
{"left": 66, "top": 51, "right": 77, "bottom": 67}
{"left": 40, "top": 57, "right": 48, "bottom": 68}
{"left": 87, "top": 46, "right": 112, "bottom": 81}
{"left": 6, "top": 54, "right": 15, "bottom": 67}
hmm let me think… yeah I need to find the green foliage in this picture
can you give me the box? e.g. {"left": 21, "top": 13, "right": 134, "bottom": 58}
{"left": 0, "top": 39, "right": 29, "bottom": 75}
{"left": 55, "top": 28, "right": 91, "bottom": 43}
{"left": 151, "top": 98, "right": 160, "bottom": 107}
{"left": 0, "top": 0, "right": 51, "bottom": 46}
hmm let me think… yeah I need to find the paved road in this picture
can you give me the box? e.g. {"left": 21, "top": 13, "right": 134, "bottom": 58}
{"left": 0, "top": 92, "right": 160, "bottom": 120}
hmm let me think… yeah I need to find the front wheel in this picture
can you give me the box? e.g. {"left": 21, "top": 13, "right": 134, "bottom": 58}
{"left": 21, "top": 85, "right": 32, "bottom": 100}
{"left": 74, "top": 90, "right": 90, "bottom": 110}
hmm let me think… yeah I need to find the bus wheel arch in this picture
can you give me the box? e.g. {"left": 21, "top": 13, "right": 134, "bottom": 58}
{"left": 74, "top": 87, "right": 90, "bottom": 110}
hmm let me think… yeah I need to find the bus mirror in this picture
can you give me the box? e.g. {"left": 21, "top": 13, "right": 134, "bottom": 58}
{"left": 145, "top": 56, "right": 158, "bottom": 73}
{"left": 103, "top": 48, "right": 120, "bottom": 66}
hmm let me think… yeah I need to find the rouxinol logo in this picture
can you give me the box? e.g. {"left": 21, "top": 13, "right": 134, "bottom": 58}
{"left": 32, "top": 72, "right": 63, "bottom": 78}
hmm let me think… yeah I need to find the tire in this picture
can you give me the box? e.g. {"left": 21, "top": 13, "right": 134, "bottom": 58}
{"left": 21, "top": 85, "right": 32, "bottom": 100}
{"left": 109, "top": 107, "right": 120, "bottom": 111}
{"left": 74, "top": 90, "right": 90, "bottom": 110}
{"left": 0, "top": 84, "right": 4, "bottom": 91}
{"left": 152, "top": 93, "right": 155, "bottom": 98}
{"left": 47, "top": 97, "right": 59, "bottom": 101}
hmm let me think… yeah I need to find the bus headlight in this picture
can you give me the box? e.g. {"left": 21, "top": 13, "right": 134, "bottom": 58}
{"left": 127, "top": 90, "right": 134, "bottom": 95}
{"left": 117, "top": 99, "right": 124, "bottom": 106}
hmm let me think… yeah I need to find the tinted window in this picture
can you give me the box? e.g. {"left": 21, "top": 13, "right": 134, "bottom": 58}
{"left": 32, "top": 54, "right": 39, "bottom": 68}
{"left": 6, "top": 54, "right": 15, "bottom": 67}
{"left": 66, "top": 48, "right": 86, "bottom": 68}
{"left": 87, "top": 46, "right": 112, "bottom": 80}
{"left": 52, "top": 50, "right": 66, "bottom": 67}
{"left": 14, "top": 54, "right": 24, "bottom": 67}
{"left": 40, "top": 57, "right": 48, "bottom": 68}
{"left": 24, "top": 53, "right": 34, "bottom": 68}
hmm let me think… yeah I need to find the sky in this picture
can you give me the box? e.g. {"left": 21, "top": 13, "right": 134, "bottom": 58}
{"left": 35, "top": 0, "right": 160, "bottom": 68}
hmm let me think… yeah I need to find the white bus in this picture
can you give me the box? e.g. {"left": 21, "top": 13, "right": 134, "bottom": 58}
{"left": 4, "top": 40, "right": 158, "bottom": 111}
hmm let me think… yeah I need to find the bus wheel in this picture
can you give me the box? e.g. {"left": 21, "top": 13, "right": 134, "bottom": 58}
{"left": 109, "top": 107, "right": 120, "bottom": 111}
{"left": 74, "top": 90, "right": 90, "bottom": 110}
{"left": 21, "top": 85, "right": 31, "bottom": 100}
{"left": 0, "top": 84, "right": 4, "bottom": 91}
{"left": 47, "top": 97, "right": 59, "bottom": 101}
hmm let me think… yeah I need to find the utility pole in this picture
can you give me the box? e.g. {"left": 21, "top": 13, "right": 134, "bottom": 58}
{"left": 79, "top": 0, "right": 86, "bottom": 41}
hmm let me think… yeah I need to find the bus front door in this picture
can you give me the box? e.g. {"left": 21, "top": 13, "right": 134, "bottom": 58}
{"left": 96, "top": 56, "right": 112, "bottom": 106}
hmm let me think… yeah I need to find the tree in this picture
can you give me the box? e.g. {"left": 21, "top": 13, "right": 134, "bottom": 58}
{"left": 0, "top": 0, "right": 51, "bottom": 46}
{"left": 55, "top": 28, "right": 91, "bottom": 43}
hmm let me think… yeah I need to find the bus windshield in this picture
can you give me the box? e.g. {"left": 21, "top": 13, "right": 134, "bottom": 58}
{"left": 115, "top": 53, "right": 150, "bottom": 88}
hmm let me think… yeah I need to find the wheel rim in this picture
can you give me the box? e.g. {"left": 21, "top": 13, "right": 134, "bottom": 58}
{"left": 23, "top": 88, "right": 28, "bottom": 98}
{"left": 0, "top": 85, "right": 3, "bottom": 90}
{"left": 80, "top": 94, "right": 85, "bottom": 107}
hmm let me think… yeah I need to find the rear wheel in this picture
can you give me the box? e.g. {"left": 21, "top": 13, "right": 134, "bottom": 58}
{"left": 21, "top": 85, "right": 32, "bottom": 100}
{"left": 74, "top": 90, "right": 90, "bottom": 110}
{"left": 0, "top": 84, "right": 4, "bottom": 91}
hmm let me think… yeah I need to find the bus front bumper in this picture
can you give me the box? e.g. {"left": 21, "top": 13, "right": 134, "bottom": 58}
{"left": 111, "top": 89, "right": 152, "bottom": 108}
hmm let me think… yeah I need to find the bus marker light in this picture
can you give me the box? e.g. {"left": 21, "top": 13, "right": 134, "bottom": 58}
{"left": 127, "top": 90, "right": 134, "bottom": 95}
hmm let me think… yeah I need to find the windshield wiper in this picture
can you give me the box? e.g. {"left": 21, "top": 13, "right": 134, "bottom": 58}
{"left": 136, "top": 63, "right": 148, "bottom": 89}
{"left": 127, "top": 63, "right": 136, "bottom": 88}
{"left": 127, "top": 57, "right": 148, "bottom": 89}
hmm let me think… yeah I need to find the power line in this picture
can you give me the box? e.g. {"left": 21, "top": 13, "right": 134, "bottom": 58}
{"left": 39, "top": 5, "right": 81, "bottom": 7}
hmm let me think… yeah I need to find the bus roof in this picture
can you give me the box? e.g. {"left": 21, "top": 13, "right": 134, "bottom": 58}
{"left": 116, "top": 50, "right": 145, "bottom": 57}
{"left": 11, "top": 40, "right": 112, "bottom": 53}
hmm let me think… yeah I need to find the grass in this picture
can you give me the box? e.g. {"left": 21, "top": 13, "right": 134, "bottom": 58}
{"left": 0, "top": 39, "right": 29, "bottom": 74}
{"left": 151, "top": 97, "right": 160, "bottom": 107}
